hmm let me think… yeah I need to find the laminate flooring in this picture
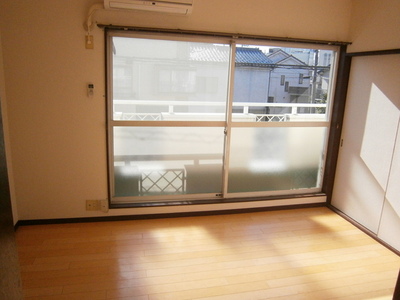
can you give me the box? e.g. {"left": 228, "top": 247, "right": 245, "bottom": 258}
{"left": 16, "top": 207, "right": 400, "bottom": 299}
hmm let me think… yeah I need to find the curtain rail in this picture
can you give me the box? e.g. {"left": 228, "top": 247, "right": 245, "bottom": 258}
{"left": 98, "top": 24, "right": 351, "bottom": 46}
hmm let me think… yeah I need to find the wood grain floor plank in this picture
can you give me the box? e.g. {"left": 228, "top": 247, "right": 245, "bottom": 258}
{"left": 23, "top": 290, "right": 107, "bottom": 300}
{"left": 16, "top": 207, "right": 399, "bottom": 300}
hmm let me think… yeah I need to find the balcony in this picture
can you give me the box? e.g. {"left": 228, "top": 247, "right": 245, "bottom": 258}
{"left": 113, "top": 100, "right": 328, "bottom": 122}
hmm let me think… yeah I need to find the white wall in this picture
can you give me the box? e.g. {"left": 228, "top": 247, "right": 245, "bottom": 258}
{"left": 0, "top": 0, "right": 353, "bottom": 220}
{"left": 347, "top": 0, "right": 400, "bottom": 53}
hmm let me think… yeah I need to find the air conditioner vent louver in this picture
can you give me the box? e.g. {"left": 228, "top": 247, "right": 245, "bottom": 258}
{"left": 104, "top": 0, "right": 193, "bottom": 15}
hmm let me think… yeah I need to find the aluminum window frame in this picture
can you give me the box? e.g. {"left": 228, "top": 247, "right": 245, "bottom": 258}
{"left": 106, "top": 29, "right": 341, "bottom": 206}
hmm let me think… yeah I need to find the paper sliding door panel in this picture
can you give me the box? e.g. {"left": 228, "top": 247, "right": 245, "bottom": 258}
{"left": 332, "top": 55, "right": 400, "bottom": 235}
{"left": 359, "top": 84, "right": 399, "bottom": 189}
{"left": 378, "top": 122, "right": 400, "bottom": 251}
{"left": 385, "top": 124, "right": 400, "bottom": 218}
{"left": 332, "top": 151, "right": 386, "bottom": 233}
{"left": 378, "top": 200, "right": 400, "bottom": 251}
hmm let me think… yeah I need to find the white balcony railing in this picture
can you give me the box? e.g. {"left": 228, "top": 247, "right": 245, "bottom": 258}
{"left": 113, "top": 100, "right": 327, "bottom": 122}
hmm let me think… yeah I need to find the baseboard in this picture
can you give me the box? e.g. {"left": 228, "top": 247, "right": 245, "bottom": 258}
{"left": 15, "top": 202, "right": 326, "bottom": 227}
{"left": 328, "top": 204, "right": 400, "bottom": 257}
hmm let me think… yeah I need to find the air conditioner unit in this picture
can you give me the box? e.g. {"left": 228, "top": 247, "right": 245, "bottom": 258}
{"left": 104, "top": 0, "right": 193, "bottom": 15}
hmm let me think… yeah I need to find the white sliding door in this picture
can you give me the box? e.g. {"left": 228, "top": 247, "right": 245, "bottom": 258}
{"left": 377, "top": 114, "right": 400, "bottom": 250}
{"left": 332, "top": 54, "right": 400, "bottom": 248}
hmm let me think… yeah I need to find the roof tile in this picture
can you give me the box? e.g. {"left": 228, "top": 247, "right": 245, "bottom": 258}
{"left": 190, "top": 45, "right": 273, "bottom": 65}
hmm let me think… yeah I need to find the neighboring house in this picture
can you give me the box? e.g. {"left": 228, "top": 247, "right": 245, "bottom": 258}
{"left": 233, "top": 47, "right": 273, "bottom": 103}
{"left": 267, "top": 48, "right": 333, "bottom": 113}
{"left": 267, "top": 49, "right": 311, "bottom": 103}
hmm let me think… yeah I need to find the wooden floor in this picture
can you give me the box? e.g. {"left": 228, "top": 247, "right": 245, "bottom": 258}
{"left": 16, "top": 207, "right": 400, "bottom": 300}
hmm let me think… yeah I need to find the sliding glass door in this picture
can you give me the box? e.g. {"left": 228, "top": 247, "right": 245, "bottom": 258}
{"left": 109, "top": 35, "right": 231, "bottom": 202}
{"left": 107, "top": 31, "right": 338, "bottom": 204}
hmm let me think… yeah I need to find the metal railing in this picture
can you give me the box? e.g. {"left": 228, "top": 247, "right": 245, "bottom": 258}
{"left": 113, "top": 100, "right": 327, "bottom": 122}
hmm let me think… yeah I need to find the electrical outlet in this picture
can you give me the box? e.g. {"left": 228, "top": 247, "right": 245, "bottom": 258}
{"left": 100, "top": 199, "right": 109, "bottom": 213}
{"left": 86, "top": 200, "right": 99, "bottom": 211}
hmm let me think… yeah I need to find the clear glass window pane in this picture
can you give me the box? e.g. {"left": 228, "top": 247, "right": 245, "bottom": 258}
{"left": 113, "top": 127, "right": 224, "bottom": 197}
{"left": 233, "top": 45, "right": 335, "bottom": 122}
{"left": 228, "top": 127, "right": 326, "bottom": 193}
{"left": 112, "top": 37, "right": 230, "bottom": 121}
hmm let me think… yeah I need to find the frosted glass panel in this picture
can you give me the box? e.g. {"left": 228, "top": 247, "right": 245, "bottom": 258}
{"left": 228, "top": 127, "right": 326, "bottom": 193}
{"left": 112, "top": 37, "right": 230, "bottom": 121}
{"left": 113, "top": 127, "right": 224, "bottom": 197}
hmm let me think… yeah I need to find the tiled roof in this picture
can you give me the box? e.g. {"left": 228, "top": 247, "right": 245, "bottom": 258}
{"left": 190, "top": 45, "right": 229, "bottom": 62}
{"left": 236, "top": 47, "right": 273, "bottom": 64}
{"left": 266, "top": 49, "right": 289, "bottom": 63}
{"left": 267, "top": 49, "right": 308, "bottom": 65}
{"left": 189, "top": 45, "right": 273, "bottom": 65}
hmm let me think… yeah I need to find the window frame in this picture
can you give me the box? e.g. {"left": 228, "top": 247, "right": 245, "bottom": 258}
{"left": 105, "top": 28, "right": 342, "bottom": 207}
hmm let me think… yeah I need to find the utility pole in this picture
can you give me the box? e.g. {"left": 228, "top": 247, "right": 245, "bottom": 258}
{"left": 310, "top": 49, "right": 319, "bottom": 113}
